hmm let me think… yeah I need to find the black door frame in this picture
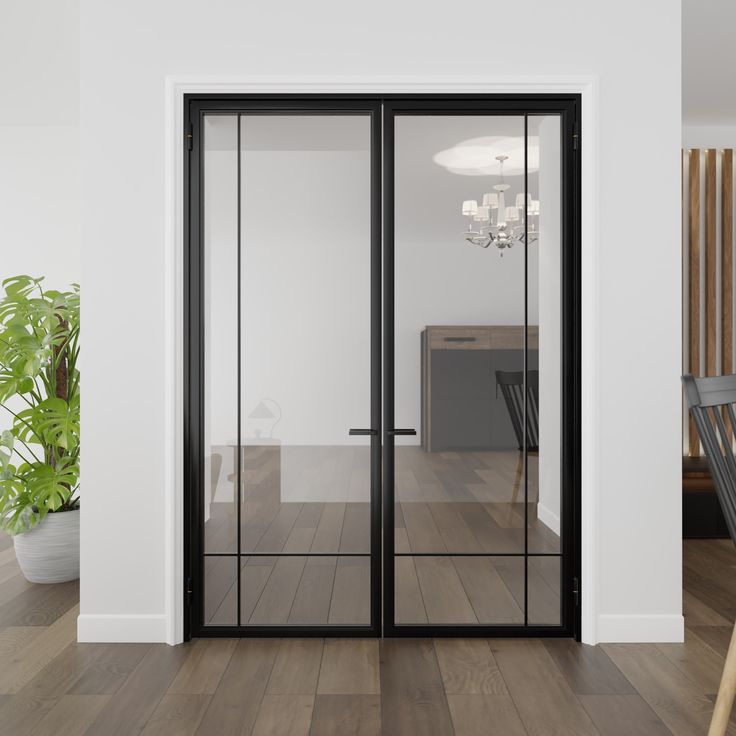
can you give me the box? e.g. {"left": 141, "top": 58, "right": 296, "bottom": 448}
{"left": 183, "top": 93, "right": 581, "bottom": 641}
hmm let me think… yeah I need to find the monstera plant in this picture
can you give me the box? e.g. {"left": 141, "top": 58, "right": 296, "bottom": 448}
{"left": 0, "top": 276, "right": 80, "bottom": 554}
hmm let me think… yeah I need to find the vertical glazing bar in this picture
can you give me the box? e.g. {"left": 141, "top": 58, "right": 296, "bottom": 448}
{"left": 523, "top": 114, "right": 529, "bottom": 626}
{"left": 236, "top": 114, "right": 242, "bottom": 628}
{"left": 370, "top": 105, "right": 382, "bottom": 634}
{"left": 382, "top": 104, "right": 395, "bottom": 634}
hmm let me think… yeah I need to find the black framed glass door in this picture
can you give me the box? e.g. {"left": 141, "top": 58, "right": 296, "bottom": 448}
{"left": 185, "top": 99, "right": 382, "bottom": 637}
{"left": 184, "top": 94, "right": 580, "bottom": 640}
{"left": 382, "top": 100, "right": 579, "bottom": 637}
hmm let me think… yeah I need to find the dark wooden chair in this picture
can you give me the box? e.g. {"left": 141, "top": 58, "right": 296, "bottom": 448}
{"left": 495, "top": 369, "right": 539, "bottom": 452}
{"left": 683, "top": 373, "right": 736, "bottom": 736}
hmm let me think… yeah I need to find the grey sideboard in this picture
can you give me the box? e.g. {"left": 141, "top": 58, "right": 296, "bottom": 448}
{"left": 420, "top": 325, "right": 539, "bottom": 452}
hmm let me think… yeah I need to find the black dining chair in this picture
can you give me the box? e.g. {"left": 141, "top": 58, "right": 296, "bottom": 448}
{"left": 683, "top": 373, "right": 736, "bottom": 736}
{"left": 495, "top": 369, "right": 540, "bottom": 452}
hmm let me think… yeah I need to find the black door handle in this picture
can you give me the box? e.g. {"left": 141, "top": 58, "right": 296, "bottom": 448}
{"left": 388, "top": 428, "right": 417, "bottom": 436}
{"left": 349, "top": 428, "right": 378, "bottom": 436}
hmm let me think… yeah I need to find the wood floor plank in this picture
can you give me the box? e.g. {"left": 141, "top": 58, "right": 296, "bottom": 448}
{"left": 683, "top": 589, "right": 731, "bottom": 628}
{"left": 309, "top": 694, "right": 380, "bottom": 736}
{"left": 414, "top": 556, "right": 477, "bottom": 624}
{"left": 267, "top": 639, "right": 324, "bottom": 694}
{"left": 0, "top": 687, "right": 57, "bottom": 736}
{"left": 0, "top": 605, "right": 78, "bottom": 694}
{"left": 141, "top": 693, "right": 211, "bottom": 736}
{"left": 434, "top": 639, "right": 507, "bottom": 694}
{"left": 288, "top": 557, "right": 337, "bottom": 624}
{"left": 453, "top": 556, "right": 523, "bottom": 624}
{"left": 602, "top": 642, "right": 736, "bottom": 736}
{"left": 579, "top": 693, "right": 673, "bottom": 736}
{"left": 379, "top": 638, "right": 455, "bottom": 736}
{"left": 194, "top": 639, "right": 279, "bottom": 736}
{"left": 82, "top": 643, "right": 189, "bottom": 736}
{"left": 28, "top": 694, "right": 111, "bottom": 736}
{"left": 446, "top": 693, "right": 527, "bottom": 736}
{"left": 249, "top": 556, "right": 307, "bottom": 624}
{"left": 394, "top": 556, "right": 427, "bottom": 624}
{"left": 167, "top": 639, "right": 236, "bottom": 695}
{"left": 318, "top": 640, "right": 379, "bottom": 695}
{"left": 310, "top": 503, "right": 346, "bottom": 553}
{"left": 251, "top": 693, "right": 314, "bottom": 736}
{"left": 491, "top": 638, "right": 599, "bottom": 735}
{"left": 0, "top": 579, "right": 78, "bottom": 627}
{"left": 26, "top": 643, "right": 130, "bottom": 699}
{"left": 543, "top": 640, "right": 635, "bottom": 695}
{"left": 328, "top": 556, "right": 370, "bottom": 625}
{"left": 657, "top": 628, "right": 729, "bottom": 696}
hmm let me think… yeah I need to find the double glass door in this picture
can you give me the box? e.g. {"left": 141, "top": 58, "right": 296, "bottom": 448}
{"left": 185, "top": 96, "right": 580, "bottom": 638}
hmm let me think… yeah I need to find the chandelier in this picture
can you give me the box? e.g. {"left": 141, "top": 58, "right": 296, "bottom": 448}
{"left": 461, "top": 155, "right": 539, "bottom": 253}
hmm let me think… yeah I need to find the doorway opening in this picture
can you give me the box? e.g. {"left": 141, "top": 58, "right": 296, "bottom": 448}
{"left": 183, "top": 94, "right": 581, "bottom": 639}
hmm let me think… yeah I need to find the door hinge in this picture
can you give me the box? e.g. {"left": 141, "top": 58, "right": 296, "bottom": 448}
{"left": 573, "top": 124, "right": 580, "bottom": 151}
{"left": 186, "top": 576, "right": 193, "bottom": 606}
{"left": 186, "top": 124, "right": 193, "bottom": 152}
{"left": 573, "top": 577, "right": 580, "bottom": 606}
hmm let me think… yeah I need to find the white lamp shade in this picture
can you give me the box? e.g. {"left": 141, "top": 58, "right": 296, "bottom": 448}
{"left": 476, "top": 205, "right": 490, "bottom": 221}
{"left": 515, "top": 193, "right": 531, "bottom": 208}
{"left": 462, "top": 199, "right": 478, "bottom": 216}
{"left": 505, "top": 206, "right": 519, "bottom": 222}
{"left": 529, "top": 199, "right": 540, "bottom": 215}
{"left": 482, "top": 192, "right": 499, "bottom": 208}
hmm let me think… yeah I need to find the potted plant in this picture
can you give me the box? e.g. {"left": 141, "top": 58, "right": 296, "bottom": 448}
{"left": 0, "top": 276, "right": 80, "bottom": 583}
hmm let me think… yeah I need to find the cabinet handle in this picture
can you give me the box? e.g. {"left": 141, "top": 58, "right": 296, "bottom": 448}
{"left": 389, "top": 428, "right": 417, "bottom": 436}
{"left": 349, "top": 428, "right": 378, "bottom": 436}
{"left": 444, "top": 336, "right": 476, "bottom": 343}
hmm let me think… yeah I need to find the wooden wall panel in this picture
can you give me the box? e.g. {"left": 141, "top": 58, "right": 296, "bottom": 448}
{"left": 688, "top": 149, "right": 701, "bottom": 456}
{"left": 724, "top": 149, "right": 734, "bottom": 379}
{"left": 683, "top": 148, "right": 735, "bottom": 455}
{"left": 705, "top": 149, "right": 717, "bottom": 377}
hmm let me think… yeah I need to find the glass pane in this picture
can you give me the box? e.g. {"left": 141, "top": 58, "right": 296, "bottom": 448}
{"left": 204, "top": 115, "right": 238, "bottom": 555}
{"left": 394, "top": 113, "right": 527, "bottom": 574}
{"left": 528, "top": 555, "right": 562, "bottom": 625}
{"left": 395, "top": 555, "right": 524, "bottom": 625}
{"left": 527, "top": 115, "right": 562, "bottom": 554}
{"left": 204, "top": 556, "right": 238, "bottom": 625}
{"left": 239, "top": 114, "right": 373, "bottom": 626}
{"left": 392, "top": 113, "right": 540, "bottom": 627}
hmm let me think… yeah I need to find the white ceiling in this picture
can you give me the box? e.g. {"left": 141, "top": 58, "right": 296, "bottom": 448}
{"left": 683, "top": 0, "right": 736, "bottom": 125}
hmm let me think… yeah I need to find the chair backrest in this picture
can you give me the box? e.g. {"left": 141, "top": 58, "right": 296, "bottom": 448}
{"left": 683, "top": 373, "right": 736, "bottom": 544}
{"left": 495, "top": 369, "right": 539, "bottom": 451}
{"left": 210, "top": 452, "right": 222, "bottom": 495}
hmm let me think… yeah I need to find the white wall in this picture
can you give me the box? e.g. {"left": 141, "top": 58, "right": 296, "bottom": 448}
{"left": 0, "top": 0, "right": 80, "bottom": 288}
{"left": 78, "top": 0, "right": 682, "bottom": 644}
{"left": 682, "top": 126, "right": 736, "bottom": 148}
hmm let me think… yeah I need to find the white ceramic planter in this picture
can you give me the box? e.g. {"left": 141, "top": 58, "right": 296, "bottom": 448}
{"left": 14, "top": 508, "right": 80, "bottom": 584}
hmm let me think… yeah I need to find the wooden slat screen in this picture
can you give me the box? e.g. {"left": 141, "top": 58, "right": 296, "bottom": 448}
{"left": 683, "top": 148, "right": 736, "bottom": 456}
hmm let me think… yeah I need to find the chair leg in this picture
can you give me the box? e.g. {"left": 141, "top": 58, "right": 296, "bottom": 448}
{"left": 709, "top": 618, "right": 736, "bottom": 736}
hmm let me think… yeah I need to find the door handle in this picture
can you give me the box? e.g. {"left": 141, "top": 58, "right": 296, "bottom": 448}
{"left": 388, "top": 428, "right": 417, "bottom": 436}
{"left": 349, "top": 428, "right": 379, "bottom": 436}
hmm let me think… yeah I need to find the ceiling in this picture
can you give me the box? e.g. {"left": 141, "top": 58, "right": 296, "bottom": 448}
{"left": 683, "top": 0, "right": 736, "bottom": 125}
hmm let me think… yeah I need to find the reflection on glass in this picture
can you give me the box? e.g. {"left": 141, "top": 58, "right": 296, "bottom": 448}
{"left": 204, "top": 115, "right": 238, "bottom": 555}
{"left": 203, "top": 113, "right": 373, "bottom": 627}
{"left": 394, "top": 113, "right": 563, "bottom": 626}
{"left": 528, "top": 115, "right": 562, "bottom": 555}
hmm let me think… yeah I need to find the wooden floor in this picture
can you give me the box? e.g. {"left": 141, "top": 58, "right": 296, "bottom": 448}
{"left": 204, "top": 448, "right": 561, "bottom": 626}
{"left": 1, "top": 534, "right": 736, "bottom": 734}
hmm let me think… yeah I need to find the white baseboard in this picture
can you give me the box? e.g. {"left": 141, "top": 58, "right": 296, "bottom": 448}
{"left": 77, "top": 613, "right": 168, "bottom": 643}
{"left": 596, "top": 613, "right": 684, "bottom": 643}
{"left": 536, "top": 502, "right": 561, "bottom": 536}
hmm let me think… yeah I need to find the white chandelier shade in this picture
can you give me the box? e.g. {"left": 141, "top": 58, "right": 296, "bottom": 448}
{"left": 460, "top": 154, "right": 540, "bottom": 252}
